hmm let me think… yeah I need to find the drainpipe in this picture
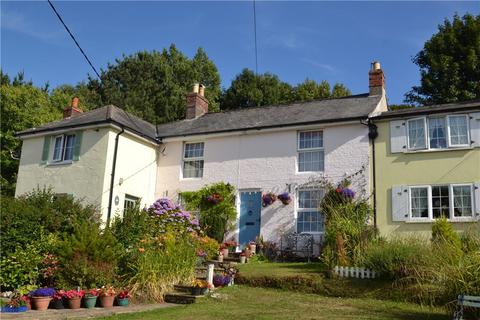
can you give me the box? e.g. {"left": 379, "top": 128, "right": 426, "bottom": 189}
{"left": 368, "top": 121, "right": 378, "bottom": 230}
{"left": 107, "top": 127, "right": 125, "bottom": 227}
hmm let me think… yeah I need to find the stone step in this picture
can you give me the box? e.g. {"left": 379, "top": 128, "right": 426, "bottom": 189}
{"left": 164, "top": 292, "right": 206, "bottom": 304}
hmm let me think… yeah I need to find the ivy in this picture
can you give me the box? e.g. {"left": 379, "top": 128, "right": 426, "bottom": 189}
{"left": 181, "top": 182, "right": 237, "bottom": 242}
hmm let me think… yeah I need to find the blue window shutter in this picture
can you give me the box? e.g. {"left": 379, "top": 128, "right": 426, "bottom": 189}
{"left": 73, "top": 131, "right": 83, "bottom": 161}
{"left": 41, "top": 136, "right": 50, "bottom": 164}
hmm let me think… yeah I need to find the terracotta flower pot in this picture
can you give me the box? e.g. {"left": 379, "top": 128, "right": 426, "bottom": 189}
{"left": 67, "top": 297, "right": 81, "bottom": 309}
{"left": 100, "top": 295, "right": 115, "bottom": 308}
{"left": 221, "top": 248, "right": 229, "bottom": 258}
{"left": 31, "top": 296, "right": 52, "bottom": 311}
{"left": 249, "top": 244, "right": 256, "bottom": 254}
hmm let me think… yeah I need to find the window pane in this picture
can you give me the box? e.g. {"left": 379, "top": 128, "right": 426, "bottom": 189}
{"left": 428, "top": 118, "right": 447, "bottom": 149}
{"left": 411, "top": 187, "right": 428, "bottom": 218}
{"left": 184, "top": 143, "right": 204, "bottom": 158}
{"left": 183, "top": 160, "right": 204, "bottom": 178}
{"left": 63, "top": 135, "right": 75, "bottom": 161}
{"left": 53, "top": 136, "right": 63, "bottom": 161}
{"left": 298, "top": 151, "right": 324, "bottom": 172}
{"left": 453, "top": 186, "right": 472, "bottom": 217}
{"left": 449, "top": 116, "right": 469, "bottom": 146}
{"left": 432, "top": 185, "right": 449, "bottom": 218}
{"left": 298, "top": 190, "right": 323, "bottom": 209}
{"left": 408, "top": 119, "right": 426, "bottom": 149}
{"left": 299, "top": 131, "right": 323, "bottom": 149}
{"left": 297, "top": 211, "right": 324, "bottom": 233}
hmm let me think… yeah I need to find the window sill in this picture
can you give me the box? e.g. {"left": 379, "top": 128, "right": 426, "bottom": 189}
{"left": 180, "top": 177, "right": 203, "bottom": 181}
{"left": 296, "top": 171, "right": 324, "bottom": 175}
{"left": 404, "top": 146, "right": 473, "bottom": 154}
{"left": 405, "top": 218, "right": 478, "bottom": 223}
{"left": 46, "top": 160, "right": 73, "bottom": 167}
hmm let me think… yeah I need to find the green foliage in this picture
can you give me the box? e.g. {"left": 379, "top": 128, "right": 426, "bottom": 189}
{"left": 320, "top": 184, "right": 374, "bottom": 267}
{"left": 56, "top": 222, "right": 123, "bottom": 288}
{"left": 0, "top": 233, "right": 58, "bottom": 290}
{"left": 197, "top": 236, "right": 220, "bottom": 260}
{"left": 181, "top": 182, "right": 237, "bottom": 242}
{"left": 361, "top": 237, "right": 431, "bottom": 280}
{"left": 0, "top": 189, "right": 101, "bottom": 256}
{"left": 431, "top": 218, "right": 462, "bottom": 250}
{"left": 221, "top": 70, "right": 351, "bottom": 109}
{"left": 126, "top": 233, "right": 197, "bottom": 302}
{"left": 95, "top": 45, "right": 221, "bottom": 124}
{"left": 405, "top": 13, "right": 480, "bottom": 105}
{"left": 460, "top": 225, "right": 480, "bottom": 253}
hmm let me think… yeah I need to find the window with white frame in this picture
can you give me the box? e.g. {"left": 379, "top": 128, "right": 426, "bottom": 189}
{"left": 52, "top": 134, "right": 76, "bottom": 162}
{"left": 405, "top": 115, "right": 470, "bottom": 151}
{"left": 182, "top": 142, "right": 204, "bottom": 178}
{"left": 297, "top": 131, "right": 324, "bottom": 172}
{"left": 297, "top": 189, "right": 324, "bottom": 233}
{"left": 124, "top": 194, "right": 140, "bottom": 211}
{"left": 408, "top": 184, "right": 473, "bottom": 220}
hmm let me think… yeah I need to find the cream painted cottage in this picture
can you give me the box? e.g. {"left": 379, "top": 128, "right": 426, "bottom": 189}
{"left": 15, "top": 62, "right": 388, "bottom": 247}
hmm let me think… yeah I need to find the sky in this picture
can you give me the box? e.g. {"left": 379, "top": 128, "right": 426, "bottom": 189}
{"left": 1, "top": 1, "right": 478, "bottom": 105}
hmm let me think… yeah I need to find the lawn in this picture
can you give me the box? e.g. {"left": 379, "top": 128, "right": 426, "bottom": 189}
{"left": 237, "top": 261, "right": 326, "bottom": 277}
{"left": 101, "top": 286, "right": 448, "bottom": 320}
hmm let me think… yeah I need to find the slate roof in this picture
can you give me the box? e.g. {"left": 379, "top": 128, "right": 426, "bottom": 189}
{"left": 16, "top": 93, "right": 382, "bottom": 141}
{"left": 16, "top": 105, "right": 157, "bottom": 142}
{"left": 373, "top": 99, "right": 480, "bottom": 120}
{"left": 155, "top": 93, "right": 381, "bottom": 138}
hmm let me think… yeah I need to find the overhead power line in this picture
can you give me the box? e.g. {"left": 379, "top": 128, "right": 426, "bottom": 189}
{"left": 47, "top": 0, "right": 101, "bottom": 79}
{"left": 253, "top": 0, "right": 258, "bottom": 75}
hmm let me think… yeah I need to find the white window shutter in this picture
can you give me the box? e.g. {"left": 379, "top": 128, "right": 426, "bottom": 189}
{"left": 474, "top": 182, "right": 480, "bottom": 217}
{"left": 391, "top": 185, "right": 409, "bottom": 222}
{"left": 390, "top": 120, "right": 407, "bottom": 153}
{"left": 469, "top": 112, "right": 480, "bottom": 148}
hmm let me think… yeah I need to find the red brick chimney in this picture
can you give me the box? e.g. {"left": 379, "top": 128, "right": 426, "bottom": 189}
{"left": 369, "top": 61, "right": 385, "bottom": 96}
{"left": 186, "top": 83, "right": 208, "bottom": 119}
{"left": 63, "top": 97, "right": 83, "bottom": 119}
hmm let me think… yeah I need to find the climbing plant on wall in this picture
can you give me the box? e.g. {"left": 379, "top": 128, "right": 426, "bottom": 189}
{"left": 180, "top": 182, "right": 237, "bottom": 242}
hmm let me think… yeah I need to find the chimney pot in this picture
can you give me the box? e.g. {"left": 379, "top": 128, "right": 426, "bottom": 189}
{"left": 72, "top": 97, "right": 79, "bottom": 108}
{"left": 192, "top": 83, "right": 199, "bottom": 94}
{"left": 199, "top": 84, "right": 205, "bottom": 97}
{"left": 63, "top": 97, "right": 83, "bottom": 119}
{"left": 369, "top": 61, "right": 385, "bottom": 96}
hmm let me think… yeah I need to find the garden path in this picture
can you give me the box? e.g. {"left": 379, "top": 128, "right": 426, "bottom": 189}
{"left": 1, "top": 303, "right": 177, "bottom": 319}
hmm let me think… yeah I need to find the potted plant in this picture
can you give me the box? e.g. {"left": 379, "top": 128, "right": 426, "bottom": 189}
{"left": 64, "top": 289, "right": 84, "bottom": 309}
{"left": 262, "top": 192, "right": 277, "bottom": 207}
{"left": 191, "top": 280, "right": 211, "bottom": 296}
{"left": 83, "top": 289, "right": 99, "bottom": 309}
{"left": 116, "top": 290, "right": 130, "bottom": 307}
{"left": 29, "top": 288, "right": 55, "bottom": 311}
{"left": 49, "top": 290, "right": 65, "bottom": 309}
{"left": 277, "top": 192, "right": 292, "bottom": 205}
{"left": 248, "top": 241, "right": 257, "bottom": 254}
{"left": 206, "top": 193, "right": 223, "bottom": 205}
{"left": 1, "top": 293, "right": 28, "bottom": 313}
{"left": 99, "top": 286, "right": 116, "bottom": 308}
{"left": 218, "top": 251, "right": 224, "bottom": 262}
{"left": 212, "top": 274, "right": 232, "bottom": 288}
{"left": 224, "top": 240, "right": 237, "bottom": 253}
{"left": 220, "top": 245, "right": 229, "bottom": 258}
{"left": 239, "top": 252, "right": 246, "bottom": 264}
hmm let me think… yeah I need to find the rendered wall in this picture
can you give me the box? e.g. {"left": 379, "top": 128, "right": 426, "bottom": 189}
{"left": 156, "top": 123, "right": 370, "bottom": 244}
{"left": 15, "top": 128, "right": 110, "bottom": 211}
{"left": 374, "top": 120, "right": 480, "bottom": 236}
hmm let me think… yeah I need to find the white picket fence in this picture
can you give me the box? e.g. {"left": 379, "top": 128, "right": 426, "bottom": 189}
{"left": 333, "top": 266, "right": 377, "bottom": 279}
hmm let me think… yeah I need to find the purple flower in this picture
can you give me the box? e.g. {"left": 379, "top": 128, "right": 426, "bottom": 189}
{"left": 341, "top": 188, "right": 355, "bottom": 199}
{"left": 30, "top": 288, "right": 56, "bottom": 297}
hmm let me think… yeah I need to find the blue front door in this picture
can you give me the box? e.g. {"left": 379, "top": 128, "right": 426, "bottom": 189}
{"left": 239, "top": 191, "right": 262, "bottom": 246}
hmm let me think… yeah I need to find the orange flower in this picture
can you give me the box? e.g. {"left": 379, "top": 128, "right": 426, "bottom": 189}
{"left": 139, "top": 247, "right": 145, "bottom": 253}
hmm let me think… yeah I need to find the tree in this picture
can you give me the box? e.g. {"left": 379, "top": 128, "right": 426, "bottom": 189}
{"left": 405, "top": 14, "right": 480, "bottom": 105}
{"left": 221, "top": 70, "right": 352, "bottom": 109}
{"left": 92, "top": 45, "right": 221, "bottom": 124}
{"left": 221, "top": 69, "right": 293, "bottom": 109}
{"left": 0, "top": 76, "right": 62, "bottom": 195}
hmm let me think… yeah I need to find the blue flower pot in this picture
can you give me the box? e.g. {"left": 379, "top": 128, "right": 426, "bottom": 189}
{"left": 84, "top": 296, "right": 97, "bottom": 309}
{"left": 117, "top": 298, "right": 129, "bottom": 307}
{"left": 1, "top": 305, "right": 28, "bottom": 313}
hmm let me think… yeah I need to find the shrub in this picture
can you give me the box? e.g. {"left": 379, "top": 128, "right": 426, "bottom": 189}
{"left": 181, "top": 182, "right": 237, "bottom": 242}
{"left": 197, "top": 236, "right": 220, "bottom": 260}
{"left": 431, "top": 218, "right": 461, "bottom": 249}
{"left": 0, "top": 188, "right": 100, "bottom": 256}
{"left": 460, "top": 225, "right": 480, "bottom": 254}
{"left": 320, "top": 181, "right": 375, "bottom": 267}
{"left": 361, "top": 237, "right": 431, "bottom": 280}
{"left": 56, "top": 222, "right": 122, "bottom": 288}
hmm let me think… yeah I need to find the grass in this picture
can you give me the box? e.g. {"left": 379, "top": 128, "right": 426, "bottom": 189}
{"left": 101, "top": 286, "right": 448, "bottom": 320}
{"left": 237, "top": 261, "right": 326, "bottom": 277}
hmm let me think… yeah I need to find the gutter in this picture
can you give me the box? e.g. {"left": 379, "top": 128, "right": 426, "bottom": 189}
{"left": 106, "top": 127, "right": 124, "bottom": 227}
{"left": 361, "top": 119, "right": 379, "bottom": 230}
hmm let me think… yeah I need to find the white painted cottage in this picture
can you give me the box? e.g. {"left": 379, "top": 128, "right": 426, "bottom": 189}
{"left": 15, "top": 62, "right": 388, "bottom": 247}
